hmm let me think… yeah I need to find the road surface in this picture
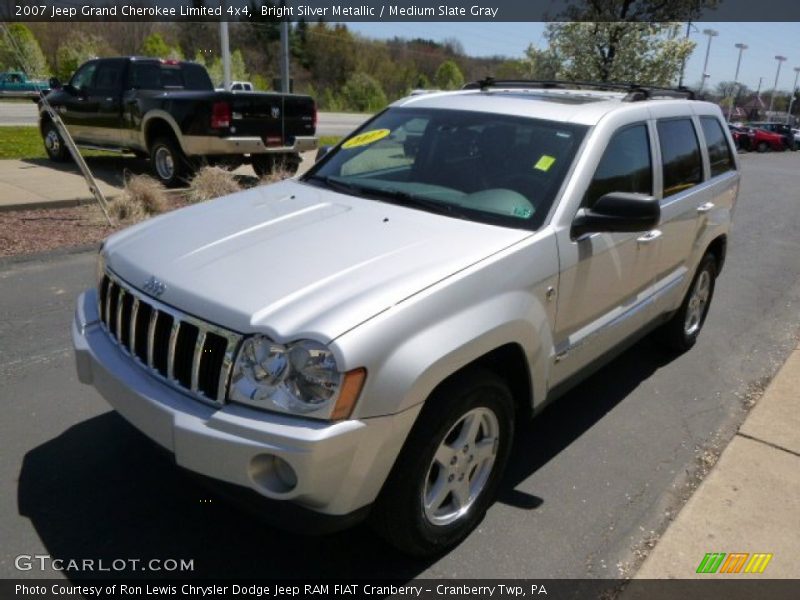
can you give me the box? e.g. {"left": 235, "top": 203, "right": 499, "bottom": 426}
{"left": 1, "top": 153, "right": 799, "bottom": 582}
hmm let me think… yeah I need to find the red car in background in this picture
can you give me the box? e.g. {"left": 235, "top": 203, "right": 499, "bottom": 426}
{"left": 729, "top": 125, "right": 754, "bottom": 151}
{"left": 743, "top": 126, "right": 786, "bottom": 152}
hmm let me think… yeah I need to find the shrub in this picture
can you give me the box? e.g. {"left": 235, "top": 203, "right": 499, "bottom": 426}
{"left": 340, "top": 72, "right": 387, "bottom": 112}
{"left": 108, "top": 174, "right": 168, "bottom": 222}
{"left": 189, "top": 166, "right": 241, "bottom": 203}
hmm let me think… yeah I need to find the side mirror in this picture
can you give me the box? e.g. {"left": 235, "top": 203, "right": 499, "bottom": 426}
{"left": 315, "top": 145, "right": 332, "bottom": 162}
{"left": 48, "top": 77, "right": 61, "bottom": 90}
{"left": 571, "top": 192, "right": 660, "bottom": 239}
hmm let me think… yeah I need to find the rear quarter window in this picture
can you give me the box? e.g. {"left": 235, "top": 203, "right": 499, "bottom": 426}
{"left": 700, "top": 116, "right": 735, "bottom": 177}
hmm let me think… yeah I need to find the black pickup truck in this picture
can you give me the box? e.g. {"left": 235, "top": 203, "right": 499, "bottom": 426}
{"left": 40, "top": 57, "right": 317, "bottom": 186}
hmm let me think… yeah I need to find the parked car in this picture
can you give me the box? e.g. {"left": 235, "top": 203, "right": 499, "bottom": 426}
{"left": 742, "top": 126, "right": 786, "bottom": 152}
{"left": 73, "top": 80, "right": 739, "bottom": 556}
{"left": 792, "top": 128, "right": 800, "bottom": 146}
{"left": 728, "top": 124, "right": 754, "bottom": 151}
{"left": 0, "top": 71, "right": 49, "bottom": 100}
{"left": 749, "top": 122, "right": 796, "bottom": 150}
{"left": 40, "top": 57, "right": 317, "bottom": 186}
{"left": 215, "top": 81, "right": 255, "bottom": 92}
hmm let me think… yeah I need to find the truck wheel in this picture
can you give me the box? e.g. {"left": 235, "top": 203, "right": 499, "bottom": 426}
{"left": 656, "top": 253, "right": 717, "bottom": 353}
{"left": 251, "top": 153, "right": 300, "bottom": 179}
{"left": 42, "top": 121, "right": 69, "bottom": 162}
{"left": 372, "top": 370, "right": 514, "bottom": 557}
{"left": 150, "top": 137, "right": 189, "bottom": 187}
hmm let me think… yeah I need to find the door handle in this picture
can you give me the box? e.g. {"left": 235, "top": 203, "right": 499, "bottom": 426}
{"left": 637, "top": 230, "right": 662, "bottom": 244}
{"left": 697, "top": 202, "right": 715, "bottom": 213}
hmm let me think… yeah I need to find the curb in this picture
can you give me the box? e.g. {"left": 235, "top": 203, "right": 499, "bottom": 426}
{"left": 0, "top": 196, "right": 100, "bottom": 213}
{"left": 0, "top": 243, "right": 97, "bottom": 269}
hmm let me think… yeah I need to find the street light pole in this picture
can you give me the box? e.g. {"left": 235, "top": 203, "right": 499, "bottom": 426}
{"left": 786, "top": 67, "right": 800, "bottom": 125}
{"left": 768, "top": 55, "right": 787, "bottom": 122}
{"left": 727, "top": 43, "right": 748, "bottom": 123}
{"left": 699, "top": 28, "right": 718, "bottom": 93}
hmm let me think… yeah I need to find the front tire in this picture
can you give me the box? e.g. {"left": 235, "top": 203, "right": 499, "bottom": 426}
{"left": 656, "top": 253, "right": 717, "bottom": 353}
{"left": 150, "top": 136, "right": 189, "bottom": 187}
{"left": 372, "top": 370, "right": 514, "bottom": 557}
{"left": 42, "top": 121, "right": 69, "bottom": 162}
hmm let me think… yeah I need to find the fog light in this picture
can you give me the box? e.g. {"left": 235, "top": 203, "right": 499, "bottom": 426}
{"left": 249, "top": 454, "right": 298, "bottom": 494}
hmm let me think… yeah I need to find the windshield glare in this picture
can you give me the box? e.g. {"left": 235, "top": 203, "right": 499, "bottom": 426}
{"left": 305, "top": 107, "right": 588, "bottom": 229}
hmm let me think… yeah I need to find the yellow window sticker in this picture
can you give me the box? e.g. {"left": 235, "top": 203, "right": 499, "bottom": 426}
{"left": 534, "top": 155, "right": 556, "bottom": 172}
{"left": 341, "top": 129, "right": 391, "bottom": 149}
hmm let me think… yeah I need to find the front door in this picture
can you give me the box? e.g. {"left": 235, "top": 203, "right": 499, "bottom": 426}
{"left": 552, "top": 122, "right": 659, "bottom": 384}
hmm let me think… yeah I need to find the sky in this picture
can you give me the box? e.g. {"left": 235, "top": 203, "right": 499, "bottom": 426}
{"left": 347, "top": 22, "right": 800, "bottom": 93}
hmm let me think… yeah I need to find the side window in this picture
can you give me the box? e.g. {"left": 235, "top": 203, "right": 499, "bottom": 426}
{"left": 700, "top": 116, "right": 735, "bottom": 177}
{"left": 93, "top": 62, "right": 124, "bottom": 95}
{"left": 585, "top": 123, "right": 652, "bottom": 207}
{"left": 657, "top": 118, "right": 703, "bottom": 198}
{"left": 69, "top": 62, "right": 97, "bottom": 92}
{"left": 130, "top": 64, "right": 162, "bottom": 90}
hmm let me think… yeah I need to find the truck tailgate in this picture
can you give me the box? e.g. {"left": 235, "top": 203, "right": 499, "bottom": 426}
{"left": 230, "top": 93, "right": 315, "bottom": 146}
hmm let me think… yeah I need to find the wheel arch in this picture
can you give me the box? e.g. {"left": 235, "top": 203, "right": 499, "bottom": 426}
{"left": 706, "top": 234, "right": 727, "bottom": 275}
{"left": 143, "top": 112, "right": 186, "bottom": 154}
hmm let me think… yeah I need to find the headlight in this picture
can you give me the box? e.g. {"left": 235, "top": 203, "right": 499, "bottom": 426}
{"left": 228, "top": 335, "right": 365, "bottom": 420}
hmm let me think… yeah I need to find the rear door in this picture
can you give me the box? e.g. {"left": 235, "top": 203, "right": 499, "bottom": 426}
{"left": 85, "top": 58, "right": 127, "bottom": 143}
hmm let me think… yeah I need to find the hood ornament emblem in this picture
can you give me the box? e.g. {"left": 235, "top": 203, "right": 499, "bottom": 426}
{"left": 143, "top": 276, "right": 166, "bottom": 297}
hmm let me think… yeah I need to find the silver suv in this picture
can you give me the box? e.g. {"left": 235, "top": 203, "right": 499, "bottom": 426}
{"left": 72, "top": 80, "right": 739, "bottom": 556}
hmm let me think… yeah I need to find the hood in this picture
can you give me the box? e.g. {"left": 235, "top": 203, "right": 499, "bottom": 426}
{"left": 104, "top": 180, "right": 529, "bottom": 341}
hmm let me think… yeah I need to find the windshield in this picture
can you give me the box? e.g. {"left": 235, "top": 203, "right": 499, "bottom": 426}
{"left": 304, "top": 107, "right": 587, "bottom": 230}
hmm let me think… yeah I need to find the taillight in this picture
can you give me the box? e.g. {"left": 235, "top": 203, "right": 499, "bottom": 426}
{"left": 312, "top": 103, "right": 317, "bottom": 130}
{"left": 211, "top": 101, "right": 231, "bottom": 129}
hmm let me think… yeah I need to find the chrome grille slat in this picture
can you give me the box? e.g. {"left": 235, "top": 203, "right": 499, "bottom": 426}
{"left": 146, "top": 308, "right": 159, "bottom": 368}
{"left": 167, "top": 320, "right": 181, "bottom": 380}
{"left": 115, "top": 287, "right": 125, "bottom": 341}
{"left": 129, "top": 297, "right": 140, "bottom": 356}
{"left": 98, "top": 270, "right": 241, "bottom": 408}
{"left": 217, "top": 340, "right": 236, "bottom": 403}
{"left": 191, "top": 331, "right": 206, "bottom": 393}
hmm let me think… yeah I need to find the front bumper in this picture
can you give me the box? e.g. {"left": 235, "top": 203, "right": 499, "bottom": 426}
{"left": 182, "top": 135, "right": 318, "bottom": 156}
{"left": 72, "top": 289, "right": 419, "bottom": 520}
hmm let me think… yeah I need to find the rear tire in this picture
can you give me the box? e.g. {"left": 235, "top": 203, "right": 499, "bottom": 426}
{"left": 42, "top": 121, "right": 69, "bottom": 162}
{"left": 757, "top": 141, "right": 769, "bottom": 153}
{"left": 251, "top": 153, "right": 300, "bottom": 179}
{"left": 150, "top": 136, "right": 190, "bottom": 187}
{"left": 371, "top": 370, "right": 514, "bottom": 557}
{"left": 656, "top": 253, "right": 717, "bottom": 353}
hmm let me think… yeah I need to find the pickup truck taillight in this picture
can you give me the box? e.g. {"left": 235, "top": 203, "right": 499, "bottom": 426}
{"left": 313, "top": 103, "right": 318, "bottom": 130}
{"left": 211, "top": 101, "right": 231, "bottom": 129}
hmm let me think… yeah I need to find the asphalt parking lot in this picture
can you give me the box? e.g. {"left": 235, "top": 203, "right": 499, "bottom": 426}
{"left": 1, "top": 152, "right": 799, "bottom": 581}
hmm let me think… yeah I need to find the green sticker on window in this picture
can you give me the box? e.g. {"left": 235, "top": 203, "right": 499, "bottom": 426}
{"left": 534, "top": 155, "right": 556, "bottom": 172}
{"left": 512, "top": 206, "right": 533, "bottom": 218}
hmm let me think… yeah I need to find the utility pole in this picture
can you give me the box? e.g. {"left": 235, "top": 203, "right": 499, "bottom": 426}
{"left": 220, "top": 21, "right": 231, "bottom": 91}
{"left": 786, "top": 67, "right": 800, "bottom": 125}
{"left": 280, "top": 20, "right": 290, "bottom": 93}
{"left": 699, "top": 28, "right": 718, "bottom": 93}
{"left": 727, "top": 43, "right": 748, "bottom": 123}
{"left": 768, "top": 55, "right": 787, "bottom": 122}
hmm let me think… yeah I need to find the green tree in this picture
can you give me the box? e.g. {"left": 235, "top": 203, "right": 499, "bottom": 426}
{"left": 205, "top": 50, "right": 248, "bottom": 87}
{"left": 434, "top": 60, "right": 464, "bottom": 90}
{"left": 546, "top": 22, "right": 695, "bottom": 85}
{"left": 0, "top": 24, "right": 49, "bottom": 78}
{"left": 55, "top": 32, "right": 105, "bottom": 80}
{"left": 340, "top": 72, "right": 387, "bottom": 112}
{"left": 523, "top": 45, "right": 561, "bottom": 79}
{"left": 140, "top": 33, "right": 182, "bottom": 60}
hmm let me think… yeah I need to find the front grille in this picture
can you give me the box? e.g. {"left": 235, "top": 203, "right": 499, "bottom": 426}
{"left": 98, "top": 271, "right": 241, "bottom": 406}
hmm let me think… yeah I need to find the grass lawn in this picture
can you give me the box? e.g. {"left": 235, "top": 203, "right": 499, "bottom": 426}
{"left": 0, "top": 126, "right": 47, "bottom": 159}
{"left": 319, "top": 135, "right": 342, "bottom": 147}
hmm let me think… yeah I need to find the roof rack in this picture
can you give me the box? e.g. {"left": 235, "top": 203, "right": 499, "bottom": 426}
{"left": 463, "top": 78, "right": 696, "bottom": 101}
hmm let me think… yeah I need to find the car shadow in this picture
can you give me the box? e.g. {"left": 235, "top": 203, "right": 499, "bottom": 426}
{"left": 18, "top": 336, "right": 675, "bottom": 580}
